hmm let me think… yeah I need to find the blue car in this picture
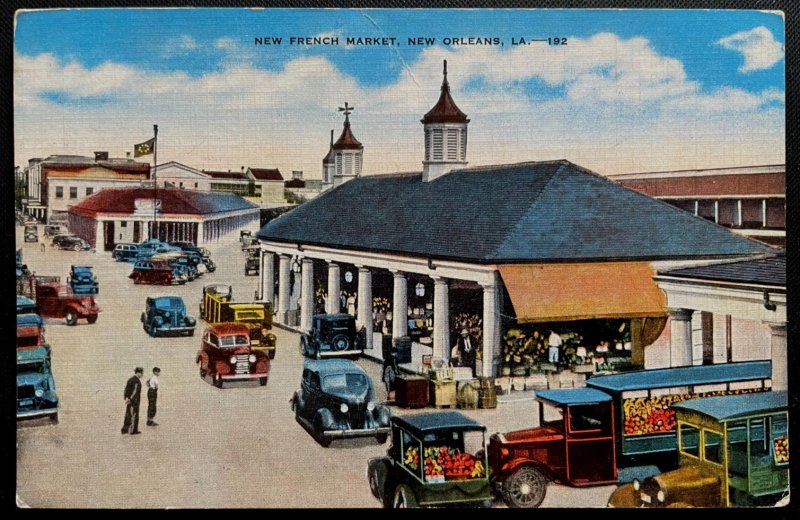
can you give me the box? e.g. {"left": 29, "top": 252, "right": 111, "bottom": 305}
{"left": 17, "top": 347, "right": 59, "bottom": 422}
{"left": 68, "top": 265, "right": 99, "bottom": 295}
{"left": 17, "top": 295, "right": 38, "bottom": 315}
{"left": 17, "top": 313, "right": 44, "bottom": 329}
{"left": 141, "top": 296, "right": 196, "bottom": 337}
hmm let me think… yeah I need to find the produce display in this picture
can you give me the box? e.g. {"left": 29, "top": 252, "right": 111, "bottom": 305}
{"left": 405, "top": 445, "right": 485, "bottom": 482}
{"left": 774, "top": 437, "right": 789, "bottom": 464}
{"left": 622, "top": 388, "right": 765, "bottom": 436}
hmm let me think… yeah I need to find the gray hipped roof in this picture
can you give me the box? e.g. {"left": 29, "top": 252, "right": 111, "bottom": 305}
{"left": 258, "top": 160, "right": 773, "bottom": 263}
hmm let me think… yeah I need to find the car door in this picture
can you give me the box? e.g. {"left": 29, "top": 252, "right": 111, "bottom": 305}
{"left": 36, "top": 286, "right": 57, "bottom": 316}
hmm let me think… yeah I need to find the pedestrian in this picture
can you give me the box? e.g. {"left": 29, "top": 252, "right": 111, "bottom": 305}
{"left": 40, "top": 242, "right": 45, "bottom": 253}
{"left": 451, "top": 329, "right": 477, "bottom": 374}
{"left": 146, "top": 367, "right": 160, "bottom": 426}
{"left": 548, "top": 330, "right": 563, "bottom": 365}
{"left": 122, "top": 367, "right": 143, "bottom": 435}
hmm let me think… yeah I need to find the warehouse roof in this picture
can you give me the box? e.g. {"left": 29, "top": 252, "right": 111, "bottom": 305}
{"left": 258, "top": 160, "right": 773, "bottom": 263}
{"left": 68, "top": 187, "right": 258, "bottom": 217}
{"left": 658, "top": 255, "right": 785, "bottom": 288}
{"left": 248, "top": 168, "right": 284, "bottom": 181}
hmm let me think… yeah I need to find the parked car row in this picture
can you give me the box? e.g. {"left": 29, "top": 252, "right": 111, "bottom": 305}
{"left": 120, "top": 240, "right": 217, "bottom": 286}
{"left": 16, "top": 294, "right": 60, "bottom": 423}
{"left": 50, "top": 232, "right": 92, "bottom": 251}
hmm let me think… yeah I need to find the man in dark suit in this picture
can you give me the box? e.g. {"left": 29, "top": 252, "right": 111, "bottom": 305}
{"left": 122, "top": 367, "right": 143, "bottom": 435}
{"left": 452, "top": 329, "right": 477, "bottom": 375}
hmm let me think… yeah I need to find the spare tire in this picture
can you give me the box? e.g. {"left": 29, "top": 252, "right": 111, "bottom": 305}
{"left": 331, "top": 334, "right": 350, "bottom": 352}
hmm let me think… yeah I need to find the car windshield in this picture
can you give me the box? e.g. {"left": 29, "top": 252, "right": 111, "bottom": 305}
{"left": 18, "top": 362, "right": 46, "bottom": 375}
{"left": 219, "top": 335, "right": 250, "bottom": 347}
{"left": 321, "top": 373, "right": 368, "bottom": 394}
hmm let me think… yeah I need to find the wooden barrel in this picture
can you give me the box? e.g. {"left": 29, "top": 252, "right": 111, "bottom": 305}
{"left": 457, "top": 380, "right": 479, "bottom": 409}
{"left": 478, "top": 377, "right": 497, "bottom": 409}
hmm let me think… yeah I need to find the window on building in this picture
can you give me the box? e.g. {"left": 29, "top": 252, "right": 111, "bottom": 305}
{"left": 344, "top": 153, "right": 353, "bottom": 176}
{"left": 86, "top": 187, "right": 94, "bottom": 196}
{"left": 179, "top": 182, "right": 184, "bottom": 188}
{"left": 335, "top": 153, "right": 343, "bottom": 176}
{"left": 55, "top": 186, "right": 63, "bottom": 198}
{"left": 447, "top": 129, "right": 458, "bottom": 160}
{"left": 120, "top": 221, "right": 127, "bottom": 228}
{"left": 355, "top": 154, "right": 362, "bottom": 176}
{"left": 69, "top": 187, "right": 78, "bottom": 199}
{"left": 432, "top": 129, "right": 443, "bottom": 160}
{"left": 740, "top": 199, "right": 763, "bottom": 229}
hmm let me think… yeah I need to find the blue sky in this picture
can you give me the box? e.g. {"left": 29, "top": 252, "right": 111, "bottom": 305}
{"left": 14, "top": 8, "right": 785, "bottom": 176}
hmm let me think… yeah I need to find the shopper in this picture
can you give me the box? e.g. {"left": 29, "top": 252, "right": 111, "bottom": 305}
{"left": 122, "top": 367, "right": 143, "bottom": 435}
{"left": 548, "top": 330, "right": 563, "bottom": 365}
{"left": 146, "top": 367, "right": 160, "bottom": 426}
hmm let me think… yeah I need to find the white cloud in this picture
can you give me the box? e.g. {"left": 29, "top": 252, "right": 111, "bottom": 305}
{"left": 13, "top": 33, "right": 784, "bottom": 177}
{"left": 178, "top": 35, "right": 198, "bottom": 50}
{"left": 214, "top": 37, "right": 236, "bottom": 51}
{"left": 716, "top": 26, "right": 784, "bottom": 73}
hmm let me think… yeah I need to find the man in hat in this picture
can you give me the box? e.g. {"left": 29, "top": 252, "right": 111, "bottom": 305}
{"left": 146, "top": 367, "right": 160, "bottom": 426}
{"left": 452, "top": 329, "right": 477, "bottom": 374}
{"left": 122, "top": 367, "right": 143, "bottom": 435}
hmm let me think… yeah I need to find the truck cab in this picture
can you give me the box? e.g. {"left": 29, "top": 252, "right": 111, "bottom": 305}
{"left": 489, "top": 388, "right": 617, "bottom": 508}
{"left": 608, "top": 391, "right": 789, "bottom": 508}
{"left": 68, "top": 265, "right": 99, "bottom": 295}
{"left": 17, "top": 345, "right": 59, "bottom": 422}
{"left": 195, "top": 322, "right": 270, "bottom": 388}
{"left": 34, "top": 281, "right": 100, "bottom": 325}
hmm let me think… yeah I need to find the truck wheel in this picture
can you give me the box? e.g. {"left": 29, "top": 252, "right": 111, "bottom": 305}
{"left": 199, "top": 365, "right": 207, "bottom": 378}
{"left": 268, "top": 349, "right": 276, "bottom": 360}
{"left": 50, "top": 412, "right": 59, "bottom": 423}
{"left": 214, "top": 373, "right": 223, "bottom": 388}
{"left": 392, "top": 485, "right": 418, "bottom": 508}
{"left": 65, "top": 311, "right": 78, "bottom": 326}
{"left": 501, "top": 467, "right": 547, "bottom": 508}
{"left": 87, "top": 314, "right": 98, "bottom": 324}
{"left": 259, "top": 376, "right": 268, "bottom": 386}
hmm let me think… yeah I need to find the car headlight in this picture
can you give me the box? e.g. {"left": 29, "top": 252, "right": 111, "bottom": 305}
{"left": 657, "top": 490, "right": 665, "bottom": 503}
{"left": 340, "top": 403, "right": 349, "bottom": 413}
{"left": 35, "top": 389, "right": 44, "bottom": 398}
{"left": 632, "top": 479, "right": 640, "bottom": 491}
{"left": 367, "top": 402, "right": 376, "bottom": 411}
{"left": 249, "top": 354, "right": 256, "bottom": 363}
{"left": 229, "top": 355, "right": 237, "bottom": 364}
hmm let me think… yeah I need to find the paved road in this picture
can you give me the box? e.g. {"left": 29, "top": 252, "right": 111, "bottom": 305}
{"left": 15, "top": 225, "right": 615, "bottom": 508}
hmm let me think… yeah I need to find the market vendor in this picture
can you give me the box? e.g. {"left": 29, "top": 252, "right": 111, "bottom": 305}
{"left": 548, "top": 330, "right": 563, "bottom": 364}
{"left": 451, "top": 329, "right": 477, "bottom": 374}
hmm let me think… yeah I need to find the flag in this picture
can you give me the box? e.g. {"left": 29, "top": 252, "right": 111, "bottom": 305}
{"left": 134, "top": 138, "right": 155, "bottom": 157}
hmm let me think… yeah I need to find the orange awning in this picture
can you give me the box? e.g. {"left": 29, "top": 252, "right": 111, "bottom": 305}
{"left": 498, "top": 262, "right": 668, "bottom": 323}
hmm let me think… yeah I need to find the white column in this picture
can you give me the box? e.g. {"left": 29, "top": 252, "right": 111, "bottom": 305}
{"left": 432, "top": 276, "right": 450, "bottom": 363}
{"left": 713, "top": 200, "right": 719, "bottom": 223}
{"left": 277, "top": 255, "right": 291, "bottom": 323}
{"left": 392, "top": 271, "right": 408, "bottom": 339}
{"left": 736, "top": 200, "right": 743, "bottom": 226}
{"left": 711, "top": 314, "right": 730, "bottom": 364}
{"left": 95, "top": 220, "right": 104, "bottom": 251}
{"left": 481, "top": 279, "right": 500, "bottom": 378}
{"left": 327, "top": 262, "right": 340, "bottom": 314}
{"left": 197, "top": 221, "right": 204, "bottom": 245}
{"left": 300, "top": 258, "right": 314, "bottom": 332}
{"left": 693, "top": 200, "right": 699, "bottom": 216}
{"left": 691, "top": 312, "right": 704, "bottom": 365}
{"left": 260, "top": 250, "right": 274, "bottom": 304}
{"left": 669, "top": 308, "right": 694, "bottom": 367}
{"left": 357, "top": 267, "right": 373, "bottom": 350}
{"left": 765, "top": 322, "right": 787, "bottom": 391}
{"left": 762, "top": 199, "right": 768, "bottom": 227}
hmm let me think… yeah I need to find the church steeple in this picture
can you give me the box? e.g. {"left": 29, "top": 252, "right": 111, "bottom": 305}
{"left": 422, "top": 60, "right": 469, "bottom": 182}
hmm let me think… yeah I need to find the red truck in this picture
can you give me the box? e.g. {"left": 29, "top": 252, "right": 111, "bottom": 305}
{"left": 18, "top": 275, "right": 100, "bottom": 326}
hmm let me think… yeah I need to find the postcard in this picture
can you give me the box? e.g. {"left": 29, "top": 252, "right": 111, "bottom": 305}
{"left": 13, "top": 7, "right": 787, "bottom": 509}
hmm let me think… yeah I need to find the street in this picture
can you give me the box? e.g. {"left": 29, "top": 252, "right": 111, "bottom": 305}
{"left": 15, "top": 225, "right": 615, "bottom": 508}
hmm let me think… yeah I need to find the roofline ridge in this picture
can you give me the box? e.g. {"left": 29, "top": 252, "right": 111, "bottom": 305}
{"left": 657, "top": 252, "right": 784, "bottom": 274}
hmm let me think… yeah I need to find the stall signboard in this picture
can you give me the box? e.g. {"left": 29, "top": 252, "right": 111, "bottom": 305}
{"left": 622, "top": 387, "right": 766, "bottom": 437}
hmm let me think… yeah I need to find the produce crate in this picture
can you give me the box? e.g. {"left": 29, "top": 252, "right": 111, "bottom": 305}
{"left": 430, "top": 380, "right": 457, "bottom": 408}
{"left": 430, "top": 367, "right": 454, "bottom": 382}
{"left": 395, "top": 375, "right": 429, "bottom": 408}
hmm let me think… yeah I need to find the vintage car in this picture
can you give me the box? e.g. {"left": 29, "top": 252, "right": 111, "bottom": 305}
{"left": 68, "top": 265, "right": 99, "bottom": 295}
{"left": 239, "top": 230, "right": 253, "bottom": 243}
{"left": 43, "top": 224, "right": 66, "bottom": 238}
{"left": 299, "top": 314, "right": 365, "bottom": 359}
{"left": 367, "top": 411, "right": 493, "bottom": 508}
{"left": 24, "top": 225, "right": 38, "bottom": 242}
{"left": 17, "top": 313, "right": 45, "bottom": 332}
{"left": 141, "top": 296, "right": 196, "bottom": 337}
{"left": 17, "top": 295, "right": 38, "bottom": 315}
{"left": 608, "top": 391, "right": 788, "bottom": 508}
{"left": 17, "top": 345, "right": 59, "bottom": 422}
{"left": 35, "top": 281, "right": 100, "bottom": 325}
{"left": 112, "top": 243, "right": 141, "bottom": 262}
{"left": 244, "top": 250, "right": 259, "bottom": 276}
{"left": 195, "top": 322, "right": 270, "bottom": 388}
{"left": 136, "top": 239, "right": 182, "bottom": 256}
{"left": 291, "top": 358, "right": 391, "bottom": 447}
{"left": 56, "top": 236, "right": 91, "bottom": 251}
{"left": 17, "top": 317, "right": 48, "bottom": 349}
{"left": 241, "top": 236, "right": 259, "bottom": 250}
{"left": 150, "top": 252, "right": 200, "bottom": 281}
{"left": 200, "top": 284, "right": 277, "bottom": 358}
{"left": 51, "top": 233, "right": 77, "bottom": 247}
{"left": 129, "top": 259, "right": 188, "bottom": 285}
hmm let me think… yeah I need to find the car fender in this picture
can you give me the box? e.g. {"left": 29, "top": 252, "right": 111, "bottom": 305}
{"left": 291, "top": 390, "right": 305, "bottom": 411}
{"left": 315, "top": 408, "right": 335, "bottom": 431}
{"left": 140, "top": 312, "right": 146, "bottom": 323}
{"left": 196, "top": 351, "right": 207, "bottom": 366}
{"left": 65, "top": 303, "right": 87, "bottom": 316}
{"left": 501, "top": 460, "right": 555, "bottom": 484}
{"left": 373, "top": 404, "right": 392, "bottom": 427}
{"left": 367, "top": 457, "right": 392, "bottom": 501}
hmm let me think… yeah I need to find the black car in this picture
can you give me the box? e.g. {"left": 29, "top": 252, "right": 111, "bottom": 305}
{"left": 24, "top": 225, "right": 38, "bottom": 242}
{"left": 244, "top": 251, "right": 259, "bottom": 276}
{"left": 57, "top": 236, "right": 91, "bottom": 251}
{"left": 51, "top": 233, "right": 76, "bottom": 247}
{"left": 300, "top": 314, "right": 366, "bottom": 359}
{"left": 291, "top": 358, "right": 391, "bottom": 447}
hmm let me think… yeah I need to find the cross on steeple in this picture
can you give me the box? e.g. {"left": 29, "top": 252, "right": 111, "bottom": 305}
{"left": 338, "top": 102, "right": 354, "bottom": 125}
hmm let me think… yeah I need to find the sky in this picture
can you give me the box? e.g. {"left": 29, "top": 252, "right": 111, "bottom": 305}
{"left": 14, "top": 8, "right": 785, "bottom": 178}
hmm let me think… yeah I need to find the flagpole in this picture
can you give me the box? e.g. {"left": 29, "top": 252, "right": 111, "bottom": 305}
{"left": 153, "top": 124, "right": 158, "bottom": 240}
